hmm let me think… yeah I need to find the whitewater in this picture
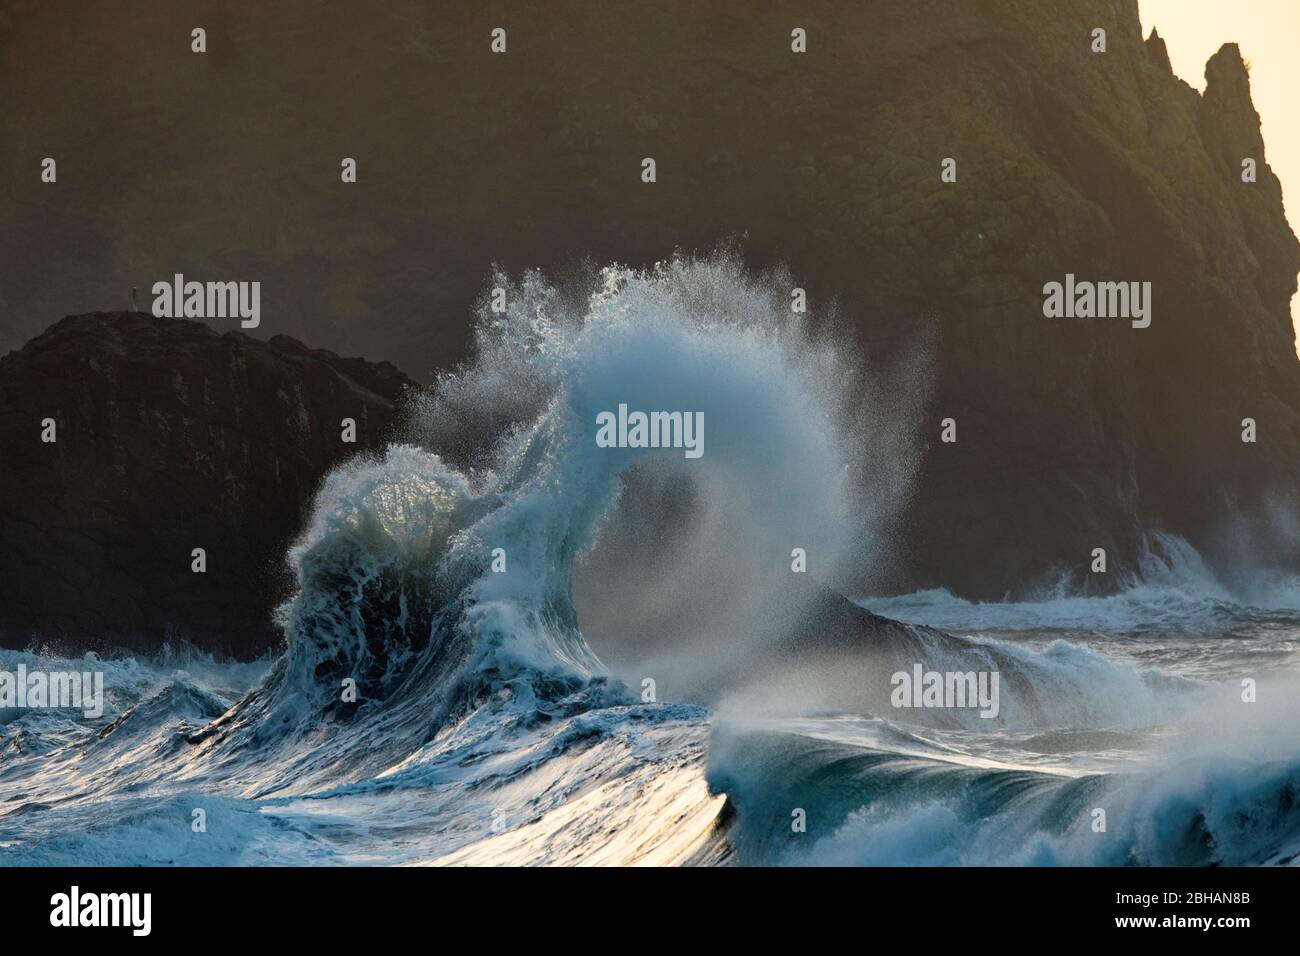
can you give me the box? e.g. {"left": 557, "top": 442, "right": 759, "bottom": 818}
{"left": 2, "top": 255, "right": 1299, "bottom": 866}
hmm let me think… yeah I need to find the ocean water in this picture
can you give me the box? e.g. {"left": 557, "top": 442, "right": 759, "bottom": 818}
{"left": 2, "top": 256, "right": 1298, "bottom": 866}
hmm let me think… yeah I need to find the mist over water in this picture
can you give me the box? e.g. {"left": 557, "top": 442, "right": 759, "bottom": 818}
{"left": 398, "top": 251, "right": 931, "bottom": 703}
{"left": 2, "top": 253, "right": 1299, "bottom": 867}
{"left": 862, "top": 530, "right": 1300, "bottom": 635}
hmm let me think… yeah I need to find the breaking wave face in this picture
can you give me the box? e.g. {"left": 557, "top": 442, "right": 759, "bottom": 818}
{"left": 709, "top": 728, "right": 1300, "bottom": 867}
{"left": 7, "top": 252, "right": 1298, "bottom": 867}
{"left": 195, "top": 252, "right": 923, "bottom": 784}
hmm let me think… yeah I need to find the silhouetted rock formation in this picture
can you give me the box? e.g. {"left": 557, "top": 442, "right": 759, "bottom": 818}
{"left": 1144, "top": 28, "right": 1172, "bottom": 74}
{"left": 883, "top": 13, "right": 1300, "bottom": 597}
{"left": 2, "top": 0, "right": 1297, "bottom": 617}
{"left": 0, "top": 312, "right": 413, "bottom": 656}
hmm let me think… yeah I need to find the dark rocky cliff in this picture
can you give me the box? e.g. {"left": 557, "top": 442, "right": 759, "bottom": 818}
{"left": 1, "top": 0, "right": 1297, "bottom": 629}
{"left": 835, "top": 4, "right": 1300, "bottom": 596}
{"left": 0, "top": 313, "right": 413, "bottom": 655}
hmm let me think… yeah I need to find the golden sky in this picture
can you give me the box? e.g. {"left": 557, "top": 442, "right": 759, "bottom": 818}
{"left": 1138, "top": 0, "right": 1300, "bottom": 354}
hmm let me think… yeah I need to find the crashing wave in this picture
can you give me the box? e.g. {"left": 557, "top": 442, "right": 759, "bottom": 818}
{"left": 3, "top": 253, "right": 1299, "bottom": 867}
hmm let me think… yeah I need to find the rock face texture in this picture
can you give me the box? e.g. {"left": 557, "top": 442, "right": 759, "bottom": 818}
{"left": 822, "top": 7, "right": 1300, "bottom": 597}
{"left": 0, "top": 313, "right": 413, "bottom": 656}
{"left": 1, "top": 0, "right": 1297, "bottom": 621}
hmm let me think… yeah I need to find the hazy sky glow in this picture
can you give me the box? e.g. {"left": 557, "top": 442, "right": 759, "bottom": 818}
{"left": 1138, "top": 0, "right": 1300, "bottom": 354}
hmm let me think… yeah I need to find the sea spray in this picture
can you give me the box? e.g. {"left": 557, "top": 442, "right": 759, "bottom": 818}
{"left": 17, "top": 255, "right": 1288, "bottom": 869}
{"left": 258, "top": 253, "right": 917, "bottom": 729}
